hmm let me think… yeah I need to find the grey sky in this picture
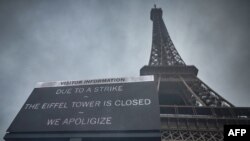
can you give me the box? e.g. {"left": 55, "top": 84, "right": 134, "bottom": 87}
{"left": 0, "top": 0, "right": 249, "bottom": 139}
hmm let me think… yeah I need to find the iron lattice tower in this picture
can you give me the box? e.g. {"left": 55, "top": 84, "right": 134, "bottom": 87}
{"left": 140, "top": 6, "right": 250, "bottom": 141}
{"left": 149, "top": 6, "right": 185, "bottom": 66}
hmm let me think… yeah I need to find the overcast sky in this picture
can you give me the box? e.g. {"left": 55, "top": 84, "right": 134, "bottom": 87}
{"left": 0, "top": 0, "right": 249, "bottom": 139}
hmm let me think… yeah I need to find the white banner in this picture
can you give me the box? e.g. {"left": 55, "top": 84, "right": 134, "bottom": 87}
{"left": 36, "top": 75, "right": 154, "bottom": 88}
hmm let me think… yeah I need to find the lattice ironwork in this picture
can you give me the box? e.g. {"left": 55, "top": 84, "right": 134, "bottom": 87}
{"left": 148, "top": 6, "right": 233, "bottom": 107}
{"left": 156, "top": 74, "right": 234, "bottom": 107}
{"left": 147, "top": 6, "right": 233, "bottom": 107}
{"left": 185, "top": 76, "right": 234, "bottom": 107}
{"left": 142, "top": 5, "right": 250, "bottom": 141}
{"left": 149, "top": 7, "right": 185, "bottom": 66}
{"left": 161, "top": 130, "right": 223, "bottom": 141}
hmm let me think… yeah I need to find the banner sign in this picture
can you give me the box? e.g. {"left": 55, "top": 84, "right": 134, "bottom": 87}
{"left": 8, "top": 76, "right": 160, "bottom": 132}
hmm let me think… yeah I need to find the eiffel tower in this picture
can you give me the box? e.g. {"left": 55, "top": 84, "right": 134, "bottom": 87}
{"left": 140, "top": 5, "right": 250, "bottom": 141}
